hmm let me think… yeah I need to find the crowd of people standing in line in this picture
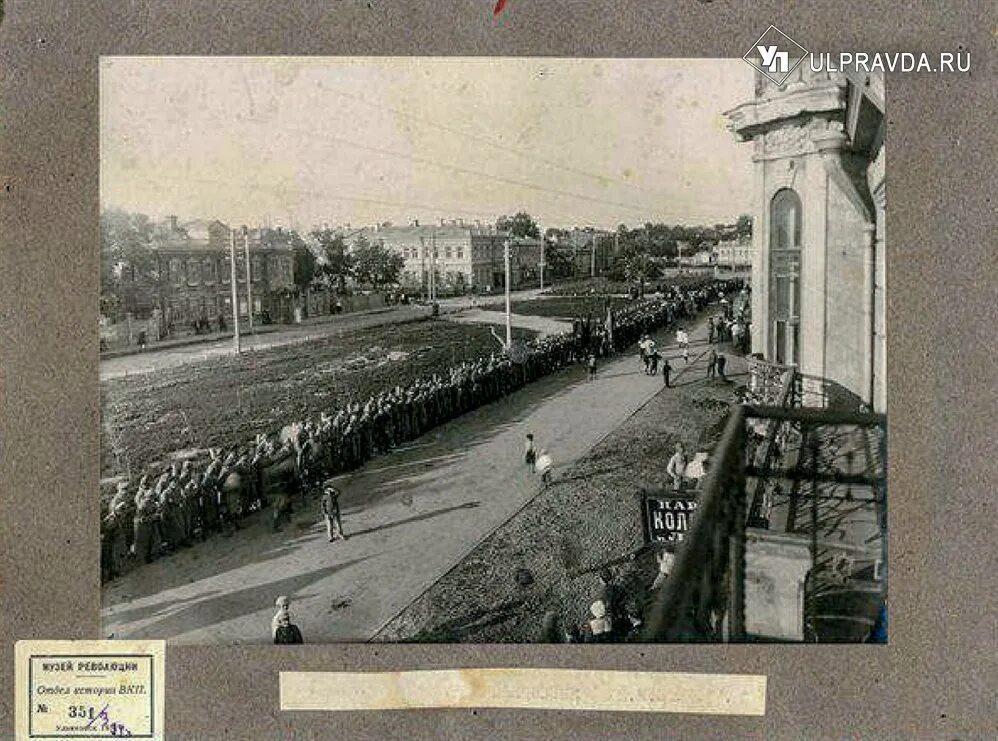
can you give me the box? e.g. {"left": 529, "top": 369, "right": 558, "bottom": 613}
{"left": 100, "top": 278, "right": 747, "bottom": 584}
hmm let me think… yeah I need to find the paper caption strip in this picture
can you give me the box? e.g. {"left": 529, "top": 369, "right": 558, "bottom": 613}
{"left": 281, "top": 668, "right": 767, "bottom": 715}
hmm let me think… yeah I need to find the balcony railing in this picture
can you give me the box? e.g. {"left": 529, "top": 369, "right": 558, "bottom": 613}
{"left": 642, "top": 382, "right": 887, "bottom": 642}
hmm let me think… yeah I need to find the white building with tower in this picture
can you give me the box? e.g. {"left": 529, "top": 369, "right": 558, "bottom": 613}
{"left": 726, "top": 66, "right": 886, "bottom": 412}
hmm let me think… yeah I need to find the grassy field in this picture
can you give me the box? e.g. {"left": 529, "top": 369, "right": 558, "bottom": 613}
{"left": 375, "top": 353, "right": 747, "bottom": 643}
{"left": 100, "top": 319, "right": 535, "bottom": 479}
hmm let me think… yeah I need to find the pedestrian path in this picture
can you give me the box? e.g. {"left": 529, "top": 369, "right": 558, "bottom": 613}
{"left": 102, "top": 308, "right": 728, "bottom": 643}
{"left": 445, "top": 309, "right": 571, "bottom": 338}
{"left": 100, "top": 306, "right": 428, "bottom": 380}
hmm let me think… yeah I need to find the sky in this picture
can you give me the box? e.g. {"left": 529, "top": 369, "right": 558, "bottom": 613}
{"left": 101, "top": 57, "right": 754, "bottom": 232}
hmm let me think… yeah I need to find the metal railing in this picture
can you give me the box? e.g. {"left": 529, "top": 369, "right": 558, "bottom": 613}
{"left": 642, "top": 401, "right": 886, "bottom": 643}
{"left": 642, "top": 405, "right": 748, "bottom": 641}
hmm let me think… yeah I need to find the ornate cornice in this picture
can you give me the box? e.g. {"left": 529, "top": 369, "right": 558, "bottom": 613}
{"left": 749, "top": 117, "right": 847, "bottom": 161}
{"left": 726, "top": 79, "right": 848, "bottom": 142}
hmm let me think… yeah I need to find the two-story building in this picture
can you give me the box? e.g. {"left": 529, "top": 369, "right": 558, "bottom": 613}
{"left": 360, "top": 220, "right": 543, "bottom": 293}
{"left": 153, "top": 216, "right": 295, "bottom": 328}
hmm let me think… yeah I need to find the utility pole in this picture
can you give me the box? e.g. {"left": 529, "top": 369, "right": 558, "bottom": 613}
{"left": 243, "top": 227, "right": 253, "bottom": 332}
{"left": 591, "top": 234, "right": 597, "bottom": 278}
{"left": 420, "top": 236, "right": 427, "bottom": 302}
{"left": 504, "top": 239, "right": 512, "bottom": 348}
{"left": 539, "top": 238, "right": 545, "bottom": 290}
{"left": 430, "top": 230, "right": 437, "bottom": 303}
{"left": 229, "top": 229, "right": 241, "bottom": 354}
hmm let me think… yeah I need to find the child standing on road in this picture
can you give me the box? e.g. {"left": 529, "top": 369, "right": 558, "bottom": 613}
{"left": 587, "top": 353, "right": 597, "bottom": 381}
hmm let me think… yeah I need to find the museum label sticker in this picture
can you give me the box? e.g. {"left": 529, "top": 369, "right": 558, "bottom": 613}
{"left": 15, "top": 640, "right": 165, "bottom": 739}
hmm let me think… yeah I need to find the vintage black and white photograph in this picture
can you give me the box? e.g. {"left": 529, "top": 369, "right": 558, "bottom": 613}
{"left": 99, "top": 57, "right": 887, "bottom": 645}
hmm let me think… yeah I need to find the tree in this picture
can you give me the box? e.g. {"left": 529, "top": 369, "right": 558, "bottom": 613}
{"left": 100, "top": 208, "right": 159, "bottom": 320}
{"left": 736, "top": 214, "right": 753, "bottom": 239}
{"left": 352, "top": 239, "right": 404, "bottom": 289}
{"left": 312, "top": 229, "right": 354, "bottom": 290}
{"left": 496, "top": 212, "right": 541, "bottom": 239}
{"left": 292, "top": 235, "right": 317, "bottom": 289}
{"left": 543, "top": 240, "right": 574, "bottom": 279}
{"left": 616, "top": 246, "right": 660, "bottom": 297}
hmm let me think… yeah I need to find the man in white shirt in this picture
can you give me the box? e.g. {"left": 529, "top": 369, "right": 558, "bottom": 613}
{"left": 535, "top": 449, "right": 553, "bottom": 488}
{"left": 652, "top": 549, "right": 676, "bottom": 590}
{"left": 666, "top": 443, "right": 688, "bottom": 491}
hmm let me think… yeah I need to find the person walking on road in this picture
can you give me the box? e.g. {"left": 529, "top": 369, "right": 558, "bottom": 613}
{"left": 648, "top": 347, "right": 660, "bottom": 376}
{"left": 716, "top": 353, "right": 728, "bottom": 382}
{"left": 535, "top": 449, "right": 553, "bottom": 488}
{"left": 320, "top": 484, "right": 346, "bottom": 542}
{"left": 524, "top": 433, "right": 537, "bottom": 468}
{"left": 676, "top": 328, "right": 689, "bottom": 354}
{"left": 638, "top": 335, "right": 651, "bottom": 373}
{"left": 587, "top": 353, "right": 598, "bottom": 381}
{"left": 662, "top": 357, "right": 672, "bottom": 387}
{"left": 707, "top": 349, "right": 717, "bottom": 379}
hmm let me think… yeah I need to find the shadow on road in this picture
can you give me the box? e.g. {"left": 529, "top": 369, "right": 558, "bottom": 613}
{"left": 347, "top": 501, "right": 482, "bottom": 539}
{"left": 117, "top": 554, "right": 378, "bottom": 639}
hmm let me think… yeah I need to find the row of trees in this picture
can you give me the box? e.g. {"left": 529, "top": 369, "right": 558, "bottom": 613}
{"left": 494, "top": 211, "right": 752, "bottom": 283}
{"left": 300, "top": 230, "right": 405, "bottom": 293}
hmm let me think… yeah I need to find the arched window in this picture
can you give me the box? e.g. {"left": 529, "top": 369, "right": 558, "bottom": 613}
{"left": 769, "top": 188, "right": 803, "bottom": 365}
{"left": 770, "top": 188, "right": 802, "bottom": 250}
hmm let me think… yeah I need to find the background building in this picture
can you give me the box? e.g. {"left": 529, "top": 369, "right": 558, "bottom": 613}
{"left": 153, "top": 216, "right": 295, "bottom": 327}
{"left": 546, "top": 228, "right": 615, "bottom": 277}
{"left": 713, "top": 234, "right": 753, "bottom": 273}
{"left": 362, "top": 221, "right": 543, "bottom": 294}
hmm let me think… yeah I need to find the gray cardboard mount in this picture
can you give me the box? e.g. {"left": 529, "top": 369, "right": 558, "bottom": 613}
{"left": 0, "top": 1, "right": 995, "bottom": 738}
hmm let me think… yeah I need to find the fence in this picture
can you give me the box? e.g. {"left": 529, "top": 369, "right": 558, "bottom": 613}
{"left": 99, "top": 314, "right": 162, "bottom": 351}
